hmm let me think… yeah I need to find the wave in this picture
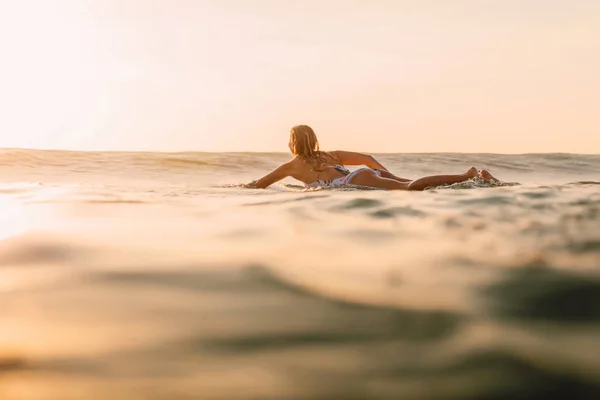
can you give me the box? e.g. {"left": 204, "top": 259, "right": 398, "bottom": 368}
{"left": 159, "top": 157, "right": 215, "bottom": 168}
{"left": 1, "top": 148, "right": 599, "bottom": 177}
{"left": 568, "top": 181, "right": 600, "bottom": 185}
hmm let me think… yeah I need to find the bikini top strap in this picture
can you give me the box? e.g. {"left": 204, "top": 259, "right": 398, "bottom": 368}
{"left": 335, "top": 165, "right": 350, "bottom": 175}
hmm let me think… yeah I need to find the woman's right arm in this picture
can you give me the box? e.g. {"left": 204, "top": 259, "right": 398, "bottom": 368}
{"left": 244, "top": 161, "right": 293, "bottom": 189}
{"left": 332, "top": 150, "right": 388, "bottom": 171}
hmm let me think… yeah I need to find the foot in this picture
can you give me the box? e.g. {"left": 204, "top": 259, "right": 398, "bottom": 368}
{"left": 478, "top": 169, "right": 499, "bottom": 183}
{"left": 466, "top": 167, "right": 479, "bottom": 179}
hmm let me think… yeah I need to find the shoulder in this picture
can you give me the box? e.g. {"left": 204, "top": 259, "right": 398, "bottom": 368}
{"left": 324, "top": 150, "right": 341, "bottom": 163}
{"left": 284, "top": 157, "right": 304, "bottom": 170}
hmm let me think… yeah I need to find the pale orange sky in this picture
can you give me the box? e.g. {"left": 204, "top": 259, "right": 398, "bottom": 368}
{"left": 0, "top": 0, "right": 598, "bottom": 153}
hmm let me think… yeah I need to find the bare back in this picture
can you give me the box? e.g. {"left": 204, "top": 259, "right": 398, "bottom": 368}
{"left": 287, "top": 152, "right": 347, "bottom": 185}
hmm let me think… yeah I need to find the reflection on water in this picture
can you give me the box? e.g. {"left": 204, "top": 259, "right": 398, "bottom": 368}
{"left": 1, "top": 152, "right": 600, "bottom": 399}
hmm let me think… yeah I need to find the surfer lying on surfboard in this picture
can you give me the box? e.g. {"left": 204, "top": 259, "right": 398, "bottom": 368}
{"left": 244, "top": 125, "right": 500, "bottom": 190}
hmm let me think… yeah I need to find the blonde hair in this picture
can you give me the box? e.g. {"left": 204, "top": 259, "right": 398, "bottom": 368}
{"left": 289, "top": 125, "right": 336, "bottom": 171}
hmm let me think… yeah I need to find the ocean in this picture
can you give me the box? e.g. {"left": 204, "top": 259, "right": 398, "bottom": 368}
{"left": 1, "top": 148, "right": 600, "bottom": 399}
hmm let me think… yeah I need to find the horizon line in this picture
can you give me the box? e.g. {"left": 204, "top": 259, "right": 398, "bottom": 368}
{"left": 1, "top": 146, "right": 599, "bottom": 156}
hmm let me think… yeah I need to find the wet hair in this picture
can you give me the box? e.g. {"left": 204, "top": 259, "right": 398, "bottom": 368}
{"left": 289, "top": 125, "right": 336, "bottom": 171}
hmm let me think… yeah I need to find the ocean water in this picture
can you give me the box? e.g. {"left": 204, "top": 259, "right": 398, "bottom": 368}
{"left": 1, "top": 148, "right": 600, "bottom": 400}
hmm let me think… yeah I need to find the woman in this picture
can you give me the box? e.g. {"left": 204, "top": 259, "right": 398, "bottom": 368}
{"left": 245, "top": 125, "right": 499, "bottom": 190}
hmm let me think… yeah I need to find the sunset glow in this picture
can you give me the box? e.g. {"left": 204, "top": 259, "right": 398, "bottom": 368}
{"left": 1, "top": 0, "right": 598, "bottom": 153}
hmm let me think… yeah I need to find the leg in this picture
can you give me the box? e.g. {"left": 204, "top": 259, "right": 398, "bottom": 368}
{"left": 350, "top": 167, "right": 478, "bottom": 191}
{"left": 350, "top": 170, "right": 410, "bottom": 190}
{"left": 407, "top": 167, "right": 479, "bottom": 190}
{"left": 378, "top": 169, "right": 412, "bottom": 182}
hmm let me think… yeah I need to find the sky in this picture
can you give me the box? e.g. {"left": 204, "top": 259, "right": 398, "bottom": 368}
{"left": 0, "top": 0, "right": 598, "bottom": 153}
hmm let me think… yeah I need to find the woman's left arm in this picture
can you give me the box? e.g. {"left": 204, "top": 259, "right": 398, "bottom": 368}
{"left": 244, "top": 161, "right": 293, "bottom": 189}
{"left": 332, "top": 150, "right": 388, "bottom": 171}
